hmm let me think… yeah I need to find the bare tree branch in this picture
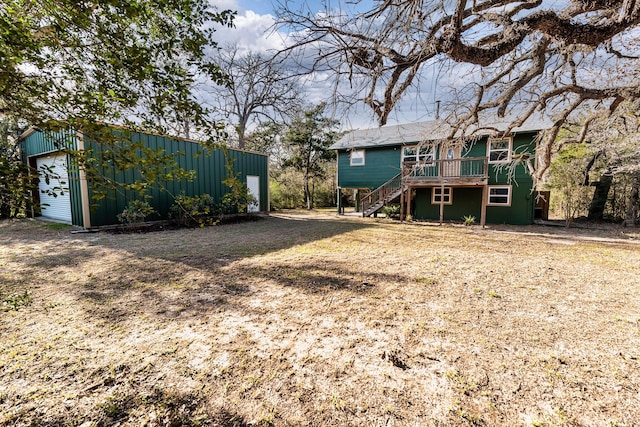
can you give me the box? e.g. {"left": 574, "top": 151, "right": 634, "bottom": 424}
{"left": 275, "top": 0, "right": 640, "bottom": 181}
{"left": 204, "top": 44, "right": 303, "bottom": 148}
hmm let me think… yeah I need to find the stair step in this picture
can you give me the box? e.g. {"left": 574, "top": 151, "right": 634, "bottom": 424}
{"left": 362, "top": 186, "right": 406, "bottom": 217}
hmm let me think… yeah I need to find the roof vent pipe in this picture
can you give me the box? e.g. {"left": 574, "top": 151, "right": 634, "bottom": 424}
{"left": 435, "top": 100, "right": 441, "bottom": 120}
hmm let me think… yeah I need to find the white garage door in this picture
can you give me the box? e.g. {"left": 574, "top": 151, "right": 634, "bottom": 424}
{"left": 36, "top": 154, "right": 72, "bottom": 223}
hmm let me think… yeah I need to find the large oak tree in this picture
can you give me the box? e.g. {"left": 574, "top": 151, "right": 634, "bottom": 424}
{"left": 275, "top": 0, "right": 640, "bottom": 180}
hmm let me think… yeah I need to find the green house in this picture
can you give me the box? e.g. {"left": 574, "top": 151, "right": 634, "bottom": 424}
{"left": 19, "top": 128, "right": 269, "bottom": 228}
{"left": 330, "top": 120, "right": 549, "bottom": 225}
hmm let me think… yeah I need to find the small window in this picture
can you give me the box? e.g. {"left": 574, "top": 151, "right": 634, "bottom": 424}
{"left": 350, "top": 149, "right": 365, "bottom": 166}
{"left": 432, "top": 187, "right": 452, "bottom": 204}
{"left": 403, "top": 144, "right": 434, "bottom": 163}
{"left": 488, "top": 186, "right": 511, "bottom": 206}
{"left": 488, "top": 138, "right": 512, "bottom": 163}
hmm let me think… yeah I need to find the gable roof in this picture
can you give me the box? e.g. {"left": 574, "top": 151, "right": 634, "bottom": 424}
{"left": 330, "top": 116, "right": 551, "bottom": 150}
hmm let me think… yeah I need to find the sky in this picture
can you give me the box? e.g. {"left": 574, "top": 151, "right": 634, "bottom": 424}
{"left": 211, "top": 0, "right": 437, "bottom": 130}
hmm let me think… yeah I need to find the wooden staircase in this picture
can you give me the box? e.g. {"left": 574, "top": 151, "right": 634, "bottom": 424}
{"left": 360, "top": 173, "right": 404, "bottom": 217}
{"left": 359, "top": 157, "right": 490, "bottom": 218}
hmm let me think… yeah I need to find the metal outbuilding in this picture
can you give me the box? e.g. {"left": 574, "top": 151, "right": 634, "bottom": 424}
{"left": 19, "top": 128, "right": 269, "bottom": 228}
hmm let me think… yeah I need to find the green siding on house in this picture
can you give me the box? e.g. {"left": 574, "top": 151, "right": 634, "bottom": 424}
{"left": 413, "top": 185, "right": 534, "bottom": 225}
{"left": 337, "top": 131, "right": 539, "bottom": 225}
{"left": 338, "top": 146, "right": 402, "bottom": 189}
{"left": 414, "top": 187, "right": 483, "bottom": 221}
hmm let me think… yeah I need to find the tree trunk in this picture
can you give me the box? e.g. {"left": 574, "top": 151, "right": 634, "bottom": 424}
{"left": 237, "top": 123, "right": 246, "bottom": 149}
{"left": 304, "top": 176, "right": 311, "bottom": 210}
{"left": 588, "top": 170, "right": 613, "bottom": 221}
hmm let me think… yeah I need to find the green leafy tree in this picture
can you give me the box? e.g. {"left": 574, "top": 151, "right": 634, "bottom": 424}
{"left": 556, "top": 103, "right": 640, "bottom": 223}
{"left": 1, "top": 0, "right": 235, "bottom": 214}
{"left": 547, "top": 144, "right": 594, "bottom": 227}
{"left": 245, "top": 121, "right": 287, "bottom": 164}
{"left": 0, "top": 117, "right": 34, "bottom": 218}
{"left": 221, "top": 154, "right": 255, "bottom": 214}
{"left": 283, "top": 104, "right": 339, "bottom": 210}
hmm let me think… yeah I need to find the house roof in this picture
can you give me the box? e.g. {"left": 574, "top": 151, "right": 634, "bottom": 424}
{"left": 330, "top": 115, "right": 551, "bottom": 150}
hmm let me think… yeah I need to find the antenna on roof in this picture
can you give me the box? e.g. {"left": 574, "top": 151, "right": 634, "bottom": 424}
{"left": 435, "top": 100, "right": 441, "bottom": 120}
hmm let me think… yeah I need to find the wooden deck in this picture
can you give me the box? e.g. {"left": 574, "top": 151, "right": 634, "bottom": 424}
{"left": 402, "top": 157, "right": 488, "bottom": 186}
{"left": 359, "top": 157, "right": 491, "bottom": 225}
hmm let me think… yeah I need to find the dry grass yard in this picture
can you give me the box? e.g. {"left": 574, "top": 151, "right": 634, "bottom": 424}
{"left": 1, "top": 211, "right": 640, "bottom": 426}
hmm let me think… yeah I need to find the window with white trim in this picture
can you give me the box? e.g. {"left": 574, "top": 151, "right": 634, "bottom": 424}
{"left": 432, "top": 187, "right": 452, "bottom": 204}
{"left": 487, "top": 138, "right": 512, "bottom": 163}
{"left": 402, "top": 144, "right": 434, "bottom": 163}
{"left": 488, "top": 186, "right": 511, "bottom": 206}
{"left": 350, "top": 149, "right": 365, "bottom": 166}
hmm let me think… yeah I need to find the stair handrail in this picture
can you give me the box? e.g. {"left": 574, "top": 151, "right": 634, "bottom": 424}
{"left": 403, "top": 157, "right": 488, "bottom": 179}
{"left": 360, "top": 172, "right": 403, "bottom": 215}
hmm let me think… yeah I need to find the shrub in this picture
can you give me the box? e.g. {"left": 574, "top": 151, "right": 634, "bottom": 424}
{"left": 117, "top": 200, "right": 154, "bottom": 225}
{"left": 2, "top": 290, "right": 32, "bottom": 311}
{"left": 220, "top": 189, "right": 254, "bottom": 215}
{"left": 381, "top": 204, "right": 401, "bottom": 219}
{"left": 270, "top": 174, "right": 304, "bottom": 209}
{"left": 170, "top": 193, "right": 218, "bottom": 227}
{"left": 463, "top": 215, "right": 476, "bottom": 226}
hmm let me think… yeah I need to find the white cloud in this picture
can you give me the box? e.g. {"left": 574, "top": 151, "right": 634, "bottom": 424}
{"left": 209, "top": 0, "right": 286, "bottom": 53}
{"left": 205, "top": 0, "right": 433, "bottom": 130}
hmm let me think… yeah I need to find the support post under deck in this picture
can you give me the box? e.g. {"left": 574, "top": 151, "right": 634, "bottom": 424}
{"left": 480, "top": 185, "right": 488, "bottom": 227}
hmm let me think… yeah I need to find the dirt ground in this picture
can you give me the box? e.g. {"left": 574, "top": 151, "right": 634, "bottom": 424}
{"left": 1, "top": 211, "right": 639, "bottom": 426}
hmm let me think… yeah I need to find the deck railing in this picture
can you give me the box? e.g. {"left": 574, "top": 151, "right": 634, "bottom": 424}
{"left": 360, "top": 172, "right": 403, "bottom": 215}
{"left": 403, "top": 157, "right": 488, "bottom": 180}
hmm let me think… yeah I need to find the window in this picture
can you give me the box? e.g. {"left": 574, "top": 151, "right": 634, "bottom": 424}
{"left": 432, "top": 187, "right": 452, "bottom": 204}
{"left": 402, "top": 144, "right": 434, "bottom": 163}
{"left": 350, "top": 149, "right": 365, "bottom": 166}
{"left": 488, "top": 186, "right": 511, "bottom": 206}
{"left": 487, "top": 138, "right": 512, "bottom": 163}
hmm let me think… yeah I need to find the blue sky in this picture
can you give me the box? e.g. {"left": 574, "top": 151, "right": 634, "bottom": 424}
{"left": 237, "top": 0, "right": 276, "bottom": 15}
{"left": 237, "top": 0, "right": 327, "bottom": 15}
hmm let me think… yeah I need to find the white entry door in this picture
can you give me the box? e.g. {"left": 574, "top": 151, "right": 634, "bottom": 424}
{"left": 36, "top": 154, "right": 72, "bottom": 223}
{"left": 246, "top": 175, "right": 260, "bottom": 213}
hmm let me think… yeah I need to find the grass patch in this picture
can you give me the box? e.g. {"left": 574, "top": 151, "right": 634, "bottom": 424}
{"left": 45, "top": 222, "right": 72, "bottom": 231}
{"left": 2, "top": 291, "right": 32, "bottom": 311}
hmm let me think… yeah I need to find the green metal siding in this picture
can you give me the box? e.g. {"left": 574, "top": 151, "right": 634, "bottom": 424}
{"left": 85, "top": 131, "right": 269, "bottom": 226}
{"left": 337, "top": 146, "right": 402, "bottom": 189}
{"left": 21, "top": 129, "right": 268, "bottom": 227}
{"left": 20, "top": 129, "right": 77, "bottom": 157}
{"left": 20, "top": 130, "right": 84, "bottom": 227}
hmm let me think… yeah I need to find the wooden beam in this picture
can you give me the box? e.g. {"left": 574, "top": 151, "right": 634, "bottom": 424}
{"left": 76, "top": 131, "right": 92, "bottom": 229}
{"left": 406, "top": 186, "right": 412, "bottom": 219}
{"left": 400, "top": 185, "right": 405, "bottom": 221}
{"left": 439, "top": 183, "right": 444, "bottom": 225}
{"left": 480, "top": 185, "right": 488, "bottom": 228}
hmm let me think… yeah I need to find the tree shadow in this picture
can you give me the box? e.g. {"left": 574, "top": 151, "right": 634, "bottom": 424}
{"left": 3, "top": 214, "right": 389, "bottom": 322}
